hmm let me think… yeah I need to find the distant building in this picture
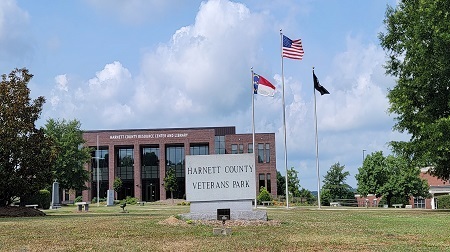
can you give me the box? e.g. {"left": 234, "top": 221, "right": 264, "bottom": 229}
{"left": 69, "top": 126, "right": 276, "bottom": 203}
{"left": 355, "top": 167, "right": 450, "bottom": 209}
{"left": 410, "top": 167, "right": 450, "bottom": 209}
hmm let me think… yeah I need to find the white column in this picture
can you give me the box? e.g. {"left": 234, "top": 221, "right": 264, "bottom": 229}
{"left": 431, "top": 194, "right": 435, "bottom": 209}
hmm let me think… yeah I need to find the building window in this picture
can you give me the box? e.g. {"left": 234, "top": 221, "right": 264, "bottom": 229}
{"left": 142, "top": 146, "right": 159, "bottom": 179}
{"left": 215, "top": 136, "right": 226, "bottom": 154}
{"left": 258, "top": 144, "right": 264, "bottom": 163}
{"left": 190, "top": 144, "right": 209, "bottom": 155}
{"left": 117, "top": 148, "right": 134, "bottom": 180}
{"left": 259, "top": 173, "right": 265, "bottom": 190}
{"left": 166, "top": 145, "right": 185, "bottom": 199}
{"left": 265, "top": 143, "right": 270, "bottom": 163}
{"left": 239, "top": 144, "right": 244, "bottom": 154}
{"left": 231, "top": 144, "right": 238, "bottom": 154}
{"left": 414, "top": 197, "right": 425, "bottom": 209}
{"left": 248, "top": 143, "right": 253, "bottom": 153}
{"left": 266, "top": 173, "right": 271, "bottom": 193}
{"left": 91, "top": 148, "right": 109, "bottom": 181}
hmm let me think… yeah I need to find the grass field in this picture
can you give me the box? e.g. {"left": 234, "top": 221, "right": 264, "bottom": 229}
{"left": 1, "top": 204, "right": 449, "bottom": 251}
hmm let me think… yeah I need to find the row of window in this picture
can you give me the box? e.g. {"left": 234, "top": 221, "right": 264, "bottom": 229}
{"left": 231, "top": 143, "right": 271, "bottom": 163}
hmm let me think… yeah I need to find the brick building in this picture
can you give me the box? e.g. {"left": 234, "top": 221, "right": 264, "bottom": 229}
{"left": 78, "top": 126, "right": 276, "bottom": 202}
{"left": 355, "top": 167, "right": 450, "bottom": 209}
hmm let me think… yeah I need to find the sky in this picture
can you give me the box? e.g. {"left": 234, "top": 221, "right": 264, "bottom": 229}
{"left": 0, "top": 0, "right": 407, "bottom": 191}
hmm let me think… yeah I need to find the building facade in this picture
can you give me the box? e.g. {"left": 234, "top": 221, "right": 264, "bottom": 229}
{"left": 80, "top": 126, "right": 277, "bottom": 202}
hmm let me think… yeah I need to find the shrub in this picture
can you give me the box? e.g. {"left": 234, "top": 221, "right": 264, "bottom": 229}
{"left": 257, "top": 187, "right": 272, "bottom": 205}
{"left": 125, "top": 196, "right": 138, "bottom": 205}
{"left": 37, "top": 190, "right": 51, "bottom": 209}
{"left": 437, "top": 195, "right": 450, "bottom": 209}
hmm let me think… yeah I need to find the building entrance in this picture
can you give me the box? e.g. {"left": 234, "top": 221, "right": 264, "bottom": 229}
{"left": 146, "top": 184, "right": 156, "bottom": 202}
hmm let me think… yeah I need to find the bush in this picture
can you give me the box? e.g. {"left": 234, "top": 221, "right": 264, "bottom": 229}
{"left": 257, "top": 187, "right": 272, "bottom": 205}
{"left": 437, "top": 195, "right": 450, "bottom": 209}
{"left": 124, "top": 196, "right": 138, "bottom": 205}
{"left": 37, "top": 190, "right": 51, "bottom": 209}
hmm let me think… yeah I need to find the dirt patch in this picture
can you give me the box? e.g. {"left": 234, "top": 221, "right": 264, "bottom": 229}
{"left": 159, "top": 216, "right": 281, "bottom": 227}
{"left": 0, "top": 206, "right": 46, "bottom": 218}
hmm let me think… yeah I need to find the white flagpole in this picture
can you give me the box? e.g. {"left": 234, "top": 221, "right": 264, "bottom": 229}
{"left": 251, "top": 67, "right": 257, "bottom": 209}
{"left": 280, "top": 29, "right": 289, "bottom": 208}
{"left": 313, "top": 68, "right": 321, "bottom": 209}
{"left": 96, "top": 134, "right": 100, "bottom": 207}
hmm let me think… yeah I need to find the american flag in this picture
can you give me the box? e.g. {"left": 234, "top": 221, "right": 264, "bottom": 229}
{"left": 282, "top": 35, "right": 304, "bottom": 60}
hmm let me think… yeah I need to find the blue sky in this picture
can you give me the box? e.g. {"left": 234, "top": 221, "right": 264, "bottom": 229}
{"left": 1, "top": 0, "right": 405, "bottom": 191}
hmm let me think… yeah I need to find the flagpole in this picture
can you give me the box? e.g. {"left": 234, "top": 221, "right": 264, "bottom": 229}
{"left": 313, "top": 67, "right": 321, "bottom": 209}
{"left": 251, "top": 67, "right": 257, "bottom": 209}
{"left": 280, "top": 29, "right": 289, "bottom": 209}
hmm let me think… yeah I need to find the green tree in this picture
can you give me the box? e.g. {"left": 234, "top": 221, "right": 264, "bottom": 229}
{"left": 163, "top": 167, "right": 177, "bottom": 204}
{"left": 321, "top": 162, "right": 354, "bottom": 206}
{"left": 44, "top": 119, "right": 92, "bottom": 192}
{"left": 0, "top": 68, "right": 55, "bottom": 206}
{"left": 276, "top": 171, "right": 285, "bottom": 196}
{"left": 379, "top": 0, "right": 450, "bottom": 180}
{"left": 298, "top": 188, "right": 316, "bottom": 205}
{"left": 113, "top": 177, "right": 122, "bottom": 194}
{"left": 356, "top": 151, "right": 429, "bottom": 206}
{"left": 287, "top": 167, "right": 301, "bottom": 198}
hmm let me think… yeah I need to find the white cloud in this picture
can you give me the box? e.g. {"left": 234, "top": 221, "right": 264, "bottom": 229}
{"left": 55, "top": 74, "right": 68, "bottom": 92}
{"left": 0, "top": 0, "right": 32, "bottom": 65}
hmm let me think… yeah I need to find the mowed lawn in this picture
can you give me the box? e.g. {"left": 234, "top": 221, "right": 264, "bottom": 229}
{"left": 1, "top": 204, "right": 449, "bottom": 251}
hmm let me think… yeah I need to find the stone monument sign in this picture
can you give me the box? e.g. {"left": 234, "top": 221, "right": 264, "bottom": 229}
{"left": 183, "top": 153, "right": 266, "bottom": 220}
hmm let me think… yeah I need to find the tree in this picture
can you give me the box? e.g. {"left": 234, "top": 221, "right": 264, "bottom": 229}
{"left": 298, "top": 188, "right": 316, "bottom": 205}
{"left": 44, "top": 119, "right": 92, "bottom": 192}
{"left": 356, "top": 151, "right": 429, "bottom": 206}
{"left": 321, "top": 162, "right": 354, "bottom": 206}
{"left": 276, "top": 171, "right": 285, "bottom": 196}
{"left": 163, "top": 167, "right": 177, "bottom": 204}
{"left": 0, "top": 68, "right": 55, "bottom": 206}
{"left": 287, "top": 167, "right": 301, "bottom": 198}
{"left": 113, "top": 177, "right": 122, "bottom": 194}
{"left": 379, "top": 0, "right": 450, "bottom": 180}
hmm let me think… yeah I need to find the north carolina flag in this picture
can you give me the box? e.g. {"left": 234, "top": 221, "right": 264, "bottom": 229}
{"left": 253, "top": 73, "right": 275, "bottom": 97}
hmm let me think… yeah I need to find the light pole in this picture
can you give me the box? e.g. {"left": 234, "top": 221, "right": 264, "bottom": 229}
{"left": 362, "top": 149, "right": 366, "bottom": 164}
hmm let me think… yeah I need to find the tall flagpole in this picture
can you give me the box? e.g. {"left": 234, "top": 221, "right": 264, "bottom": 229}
{"left": 280, "top": 29, "right": 289, "bottom": 208}
{"left": 251, "top": 67, "right": 257, "bottom": 209}
{"left": 313, "top": 68, "right": 321, "bottom": 209}
{"left": 96, "top": 134, "right": 100, "bottom": 207}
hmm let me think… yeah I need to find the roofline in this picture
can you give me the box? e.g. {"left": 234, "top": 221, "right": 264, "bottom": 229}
{"left": 83, "top": 126, "right": 236, "bottom": 133}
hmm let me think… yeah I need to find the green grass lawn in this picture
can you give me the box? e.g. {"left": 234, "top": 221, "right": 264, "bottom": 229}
{"left": 1, "top": 204, "right": 449, "bottom": 251}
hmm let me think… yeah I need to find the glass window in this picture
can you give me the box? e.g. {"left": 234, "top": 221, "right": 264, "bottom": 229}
{"left": 117, "top": 148, "right": 134, "bottom": 180}
{"left": 91, "top": 148, "right": 109, "bottom": 181}
{"left": 266, "top": 173, "right": 271, "bottom": 193}
{"left": 248, "top": 143, "right": 253, "bottom": 154}
{"left": 166, "top": 146, "right": 185, "bottom": 178}
{"left": 231, "top": 144, "right": 238, "bottom": 154}
{"left": 214, "top": 136, "right": 226, "bottom": 154}
{"left": 239, "top": 144, "right": 244, "bottom": 154}
{"left": 190, "top": 144, "right": 209, "bottom": 155}
{"left": 166, "top": 145, "right": 185, "bottom": 199}
{"left": 259, "top": 173, "right": 265, "bottom": 190}
{"left": 142, "top": 146, "right": 159, "bottom": 179}
{"left": 258, "top": 144, "right": 264, "bottom": 163}
{"left": 414, "top": 197, "right": 425, "bottom": 209}
{"left": 265, "top": 143, "right": 270, "bottom": 163}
